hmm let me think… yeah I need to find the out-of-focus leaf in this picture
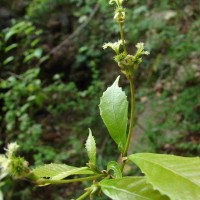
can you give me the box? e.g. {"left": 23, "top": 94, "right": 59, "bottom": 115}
{"left": 0, "top": 190, "right": 3, "bottom": 200}
{"left": 34, "top": 48, "right": 43, "bottom": 58}
{"left": 4, "top": 30, "right": 17, "bottom": 41}
{"left": 3, "top": 56, "right": 14, "bottom": 65}
{"left": 5, "top": 43, "right": 18, "bottom": 52}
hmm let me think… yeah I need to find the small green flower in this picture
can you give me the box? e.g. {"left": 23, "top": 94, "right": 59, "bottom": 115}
{"left": 109, "top": 0, "right": 124, "bottom": 7}
{"left": 103, "top": 40, "right": 124, "bottom": 54}
{"left": 114, "top": 52, "right": 127, "bottom": 62}
{"left": 136, "top": 42, "right": 150, "bottom": 56}
{"left": 114, "top": 10, "right": 126, "bottom": 22}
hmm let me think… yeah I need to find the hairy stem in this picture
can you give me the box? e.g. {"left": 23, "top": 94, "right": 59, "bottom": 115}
{"left": 77, "top": 190, "right": 91, "bottom": 200}
{"left": 37, "top": 174, "right": 104, "bottom": 185}
{"left": 121, "top": 77, "right": 135, "bottom": 171}
{"left": 119, "top": 23, "right": 127, "bottom": 54}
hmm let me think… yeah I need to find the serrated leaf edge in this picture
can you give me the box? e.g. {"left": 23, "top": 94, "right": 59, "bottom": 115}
{"left": 129, "top": 154, "right": 200, "bottom": 199}
{"left": 100, "top": 177, "right": 169, "bottom": 200}
{"left": 85, "top": 129, "right": 96, "bottom": 165}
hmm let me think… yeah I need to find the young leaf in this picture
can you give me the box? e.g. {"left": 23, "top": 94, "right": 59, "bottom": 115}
{"left": 129, "top": 153, "right": 200, "bottom": 200}
{"left": 85, "top": 129, "right": 96, "bottom": 166}
{"left": 100, "top": 177, "right": 169, "bottom": 200}
{"left": 107, "top": 161, "right": 122, "bottom": 178}
{"left": 32, "top": 164, "right": 94, "bottom": 181}
{"left": 99, "top": 76, "right": 128, "bottom": 152}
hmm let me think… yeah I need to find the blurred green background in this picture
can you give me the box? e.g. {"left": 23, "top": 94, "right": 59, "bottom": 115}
{"left": 0, "top": 0, "right": 199, "bottom": 199}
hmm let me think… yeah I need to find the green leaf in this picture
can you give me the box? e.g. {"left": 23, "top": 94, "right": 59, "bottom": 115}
{"left": 0, "top": 190, "right": 3, "bottom": 200}
{"left": 5, "top": 43, "right": 18, "bottom": 52}
{"left": 3, "top": 56, "right": 14, "bottom": 65}
{"left": 32, "top": 164, "right": 94, "bottom": 180}
{"left": 85, "top": 129, "right": 96, "bottom": 166}
{"left": 23, "top": 53, "right": 35, "bottom": 63}
{"left": 4, "top": 30, "right": 17, "bottom": 41}
{"left": 107, "top": 161, "right": 122, "bottom": 178}
{"left": 129, "top": 153, "right": 200, "bottom": 200}
{"left": 34, "top": 48, "right": 43, "bottom": 58}
{"left": 100, "top": 177, "right": 169, "bottom": 200}
{"left": 99, "top": 76, "right": 128, "bottom": 152}
{"left": 31, "top": 38, "right": 40, "bottom": 47}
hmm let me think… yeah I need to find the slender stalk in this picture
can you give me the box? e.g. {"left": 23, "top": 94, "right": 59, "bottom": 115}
{"left": 37, "top": 174, "right": 104, "bottom": 185}
{"left": 77, "top": 190, "right": 91, "bottom": 200}
{"left": 121, "top": 77, "right": 135, "bottom": 171}
{"left": 119, "top": 23, "right": 127, "bottom": 54}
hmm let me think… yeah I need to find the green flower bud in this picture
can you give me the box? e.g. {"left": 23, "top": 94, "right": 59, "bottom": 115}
{"left": 114, "top": 52, "right": 127, "bottom": 62}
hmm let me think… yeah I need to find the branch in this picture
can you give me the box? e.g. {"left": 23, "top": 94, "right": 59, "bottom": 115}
{"left": 50, "top": 4, "right": 100, "bottom": 56}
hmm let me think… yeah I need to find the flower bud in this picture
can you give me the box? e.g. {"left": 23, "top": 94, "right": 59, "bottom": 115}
{"left": 0, "top": 143, "right": 29, "bottom": 177}
{"left": 114, "top": 11, "right": 126, "bottom": 23}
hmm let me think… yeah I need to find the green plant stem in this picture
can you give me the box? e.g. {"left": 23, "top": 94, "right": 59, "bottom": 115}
{"left": 37, "top": 174, "right": 104, "bottom": 185}
{"left": 121, "top": 78, "right": 135, "bottom": 171}
{"left": 119, "top": 23, "right": 127, "bottom": 54}
{"left": 77, "top": 190, "right": 91, "bottom": 200}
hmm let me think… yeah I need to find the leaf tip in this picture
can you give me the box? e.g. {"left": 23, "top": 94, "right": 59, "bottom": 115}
{"left": 113, "top": 75, "right": 120, "bottom": 86}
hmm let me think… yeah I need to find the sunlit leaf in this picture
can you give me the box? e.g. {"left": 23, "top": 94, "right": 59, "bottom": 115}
{"left": 129, "top": 153, "right": 200, "bottom": 200}
{"left": 32, "top": 164, "right": 94, "bottom": 181}
{"left": 100, "top": 177, "right": 169, "bottom": 200}
{"left": 99, "top": 76, "right": 128, "bottom": 152}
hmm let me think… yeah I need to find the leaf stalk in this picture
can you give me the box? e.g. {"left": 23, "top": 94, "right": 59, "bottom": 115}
{"left": 77, "top": 190, "right": 91, "bottom": 200}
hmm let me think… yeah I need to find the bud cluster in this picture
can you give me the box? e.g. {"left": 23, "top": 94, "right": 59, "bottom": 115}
{"left": 0, "top": 142, "right": 29, "bottom": 177}
{"left": 109, "top": 0, "right": 126, "bottom": 24}
{"left": 103, "top": 1, "right": 149, "bottom": 79}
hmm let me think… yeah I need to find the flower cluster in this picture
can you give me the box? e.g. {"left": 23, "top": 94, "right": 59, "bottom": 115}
{"left": 103, "top": 0, "right": 149, "bottom": 78}
{"left": 103, "top": 41, "right": 149, "bottom": 78}
{"left": 0, "top": 142, "right": 28, "bottom": 176}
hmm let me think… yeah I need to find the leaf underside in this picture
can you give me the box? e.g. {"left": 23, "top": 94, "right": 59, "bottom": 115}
{"left": 32, "top": 164, "right": 94, "bottom": 180}
{"left": 129, "top": 153, "right": 200, "bottom": 200}
{"left": 99, "top": 76, "right": 128, "bottom": 152}
{"left": 100, "top": 176, "right": 170, "bottom": 200}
